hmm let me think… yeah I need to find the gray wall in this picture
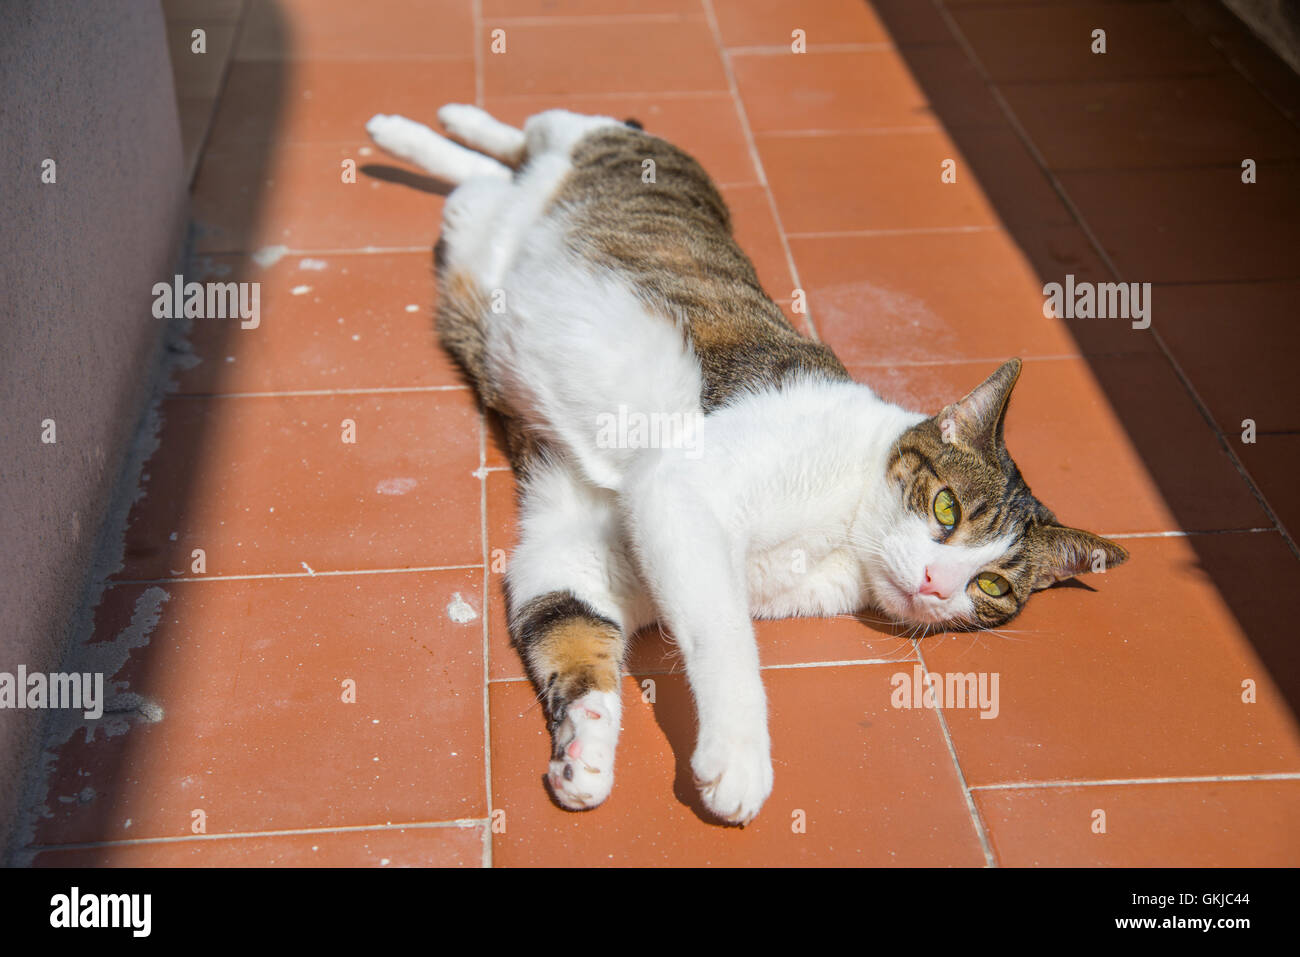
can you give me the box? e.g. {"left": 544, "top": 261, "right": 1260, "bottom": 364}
{"left": 0, "top": 0, "right": 188, "bottom": 852}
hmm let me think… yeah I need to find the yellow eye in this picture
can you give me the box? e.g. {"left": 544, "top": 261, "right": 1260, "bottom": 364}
{"left": 976, "top": 573, "right": 1011, "bottom": 597}
{"left": 933, "top": 488, "right": 960, "bottom": 528}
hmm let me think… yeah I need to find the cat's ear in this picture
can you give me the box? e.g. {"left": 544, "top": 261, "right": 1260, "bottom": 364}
{"left": 1030, "top": 525, "right": 1129, "bottom": 591}
{"left": 936, "top": 358, "right": 1022, "bottom": 451}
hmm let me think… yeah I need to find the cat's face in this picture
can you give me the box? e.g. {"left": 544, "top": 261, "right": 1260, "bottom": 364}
{"left": 867, "top": 359, "right": 1127, "bottom": 631}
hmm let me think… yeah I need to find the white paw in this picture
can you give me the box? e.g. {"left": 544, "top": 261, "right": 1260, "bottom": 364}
{"left": 437, "top": 103, "right": 481, "bottom": 138}
{"left": 366, "top": 113, "right": 421, "bottom": 155}
{"left": 546, "top": 690, "right": 621, "bottom": 811}
{"left": 691, "top": 728, "right": 773, "bottom": 825}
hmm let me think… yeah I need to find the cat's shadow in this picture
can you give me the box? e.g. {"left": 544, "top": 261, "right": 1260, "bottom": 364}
{"left": 360, "top": 163, "right": 452, "bottom": 195}
{"left": 633, "top": 614, "right": 903, "bottom": 827}
{"left": 632, "top": 629, "right": 727, "bottom": 826}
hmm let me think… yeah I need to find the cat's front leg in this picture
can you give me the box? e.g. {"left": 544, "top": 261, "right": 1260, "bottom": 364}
{"left": 625, "top": 467, "right": 774, "bottom": 825}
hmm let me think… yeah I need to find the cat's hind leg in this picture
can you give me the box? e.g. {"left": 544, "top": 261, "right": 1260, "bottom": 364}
{"left": 437, "top": 104, "right": 527, "bottom": 168}
{"left": 366, "top": 113, "right": 511, "bottom": 183}
{"left": 506, "top": 454, "right": 650, "bottom": 810}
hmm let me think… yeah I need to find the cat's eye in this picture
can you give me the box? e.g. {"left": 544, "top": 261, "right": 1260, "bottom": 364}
{"left": 976, "top": 573, "right": 1011, "bottom": 598}
{"left": 933, "top": 488, "right": 960, "bottom": 529}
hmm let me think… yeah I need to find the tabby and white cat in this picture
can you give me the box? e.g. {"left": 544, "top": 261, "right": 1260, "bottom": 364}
{"left": 366, "top": 106, "right": 1127, "bottom": 825}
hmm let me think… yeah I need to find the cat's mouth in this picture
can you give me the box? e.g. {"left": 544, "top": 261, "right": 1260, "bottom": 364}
{"left": 876, "top": 575, "right": 955, "bottom": 629}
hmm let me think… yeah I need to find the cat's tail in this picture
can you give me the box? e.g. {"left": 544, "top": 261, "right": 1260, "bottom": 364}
{"left": 365, "top": 111, "right": 516, "bottom": 184}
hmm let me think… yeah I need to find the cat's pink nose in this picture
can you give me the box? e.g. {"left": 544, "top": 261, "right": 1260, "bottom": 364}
{"left": 918, "top": 566, "right": 949, "bottom": 600}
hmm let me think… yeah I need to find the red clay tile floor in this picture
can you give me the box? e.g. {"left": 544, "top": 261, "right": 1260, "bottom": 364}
{"left": 14, "top": 0, "right": 1300, "bottom": 866}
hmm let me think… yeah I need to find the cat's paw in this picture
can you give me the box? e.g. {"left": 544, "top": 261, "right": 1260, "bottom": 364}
{"left": 691, "top": 728, "right": 774, "bottom": 826}
{"left": 437, "top": 103, "right": 483, "bottom": 139}
{"left": 366, "top": 113, "right": 418, "bottom": 151}
{"left": 546, "top": 690, "right": 621, "bottom": 811}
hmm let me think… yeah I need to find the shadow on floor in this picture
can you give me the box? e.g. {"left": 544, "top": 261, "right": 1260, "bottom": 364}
{"left": 874, "top": 0, "right": 1300, "bottom": 720}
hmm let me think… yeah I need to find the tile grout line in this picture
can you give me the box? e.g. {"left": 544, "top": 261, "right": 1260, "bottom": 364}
{"left": 915, "top": 643, "right": 998, "bottom": 867}
{"left": 473, "top": 0, "right": 485, "bottom": 111}
{"left": 473, "top": 0, "right": 493, "bottom": 869}
{"left": 203, "top": 246, "right": 440, "bottom": 255}
{"left": 758, "top": 125, "right": 941, "bottom": 138}
{"left": 30, "top": 819, "right": 491, "bottom": 853}
{"left": 972, "top": 772, "right": 1300, "bottom": 791}
{"left": 171, "top": 386, "right": 470, "bottom": 399}
{"left": 786, "top": 225, "right": 998, "bottom": 239}
{"left": 727, "top": 42, "right": 894, "bottom": 56}
{"left": 487, "top": 655, "right": 920, "bottom": 683}
{"left": 699, "top": 0, "right": 821, "bottom": 342}
{"left": 931, "top": 0, "right": 1300, "bottom": 562}
{"left": 486, "top": 90, "right": 739, "bottom": 103}
{"left": 478, "top": 419, "right": 494, "bottom": 870}
{"left": 490, "top": 13, "right": 709, "bottom": 27}
{"left": 104, "top": 563, "right": 485, "bottom": 586}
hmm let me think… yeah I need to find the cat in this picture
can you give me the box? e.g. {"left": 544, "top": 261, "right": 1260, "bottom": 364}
{"left": 366, "top": 106, "right": 1129, "bottom": 825}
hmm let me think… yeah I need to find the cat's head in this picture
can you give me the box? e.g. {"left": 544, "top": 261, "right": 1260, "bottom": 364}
{"left": 868, "top": 358, "right": 1127, "bottom": 630}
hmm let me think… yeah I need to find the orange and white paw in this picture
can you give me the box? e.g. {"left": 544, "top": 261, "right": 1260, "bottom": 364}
{"left": 547, "top": 690, "right": 621, "bottom": 810}
{"left": 691, "top": 728, "right": 774, "bottom": 825}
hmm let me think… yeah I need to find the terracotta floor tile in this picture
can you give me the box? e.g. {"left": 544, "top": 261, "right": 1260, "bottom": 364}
{"left": 1237, "top": 434, "right": 1300, "bottom": 544}
{"left": 945, "top": 133, "right": 1166, "bottom": 303}
{"left": 934, "top": 127, "right": 1115, "bottom": 282}
{"left": 483, "top": 472, "right": 916, "bottom": 681}
{"left": 1003, "top": 74, "right": 1300, "bottom": 170}
{"left": 175, "top": 253, "right": 459, "bottom": 395}
{"left": 1057, "top": 166, "right": 1300, "bottom": 283}
{"left": 484, "top": 92, "right": 758, "bottom": 185}
{"left": 235, "top": 0, "right": 473, "bottom": 60}
{"left": 192, "top": 141, "right": 446, "bottom": 253}
{"left": 113, "top": 392, "right": 481, "bottom": 580}
{"left": 890, "top": 44, "right": 1008, "bottom": 130}
{"left": 711, "top": 0, "right": 889, "bottom": 49}
{"left": 758, "top": 130, "right": 998, "bottom": 234}
{"left": 629, "top": 616, "right": 919, "bottom": 676}
{"left": 206, "top": 58, "right": 476, "bottom": 148}
{"left": 32, "top": 824, "right": 485, "bottom": 867}
{"left": 869, "top": 0, "right": 957, "bottom": 46}
{"left": 484, "top": 470, "right": 517, "bottom": 682}
{"left": 484, "top": 414, "right": 512, "bottom": 471}
{"left": 719, "top": 184, "right": 795, "bottom": 298}
{"left": 1155, "top": 281, "right": 1300, "bottom": 434}
{"left": 976, "top": 780, "right": 1300, "bottom": 866}
{"left": 732, "top": 49, "right": 937, "bottom": 134}
{"left": 31, "top": 569, "right": 485, "bottom": 846}
{"left": 921, "top": 534, "right": 1300, "bottom": 786}
{"left": 848, "top": 356, "right": 1269, "bottom": 535}
{"left": 950, "top": 1, "right": 1225, "bottom": 83}
{"left": 483, "top": 0, "right": 699, "bottom": 16}
{"left": 790, "top": 228, "right": 1151, "bottom": 366}
{"left": 483, "top": 19, "right": 728, "bottom": 97}
{"left": 489, "top": 668, "right": 987, "bottom": 865}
